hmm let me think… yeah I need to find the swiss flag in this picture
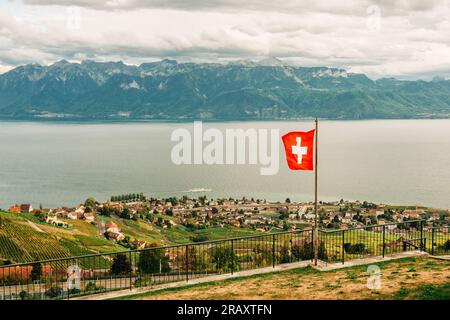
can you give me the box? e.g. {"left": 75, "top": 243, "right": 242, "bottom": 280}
{"left": 281, "top": 130, "right": 315, "bottom": 170}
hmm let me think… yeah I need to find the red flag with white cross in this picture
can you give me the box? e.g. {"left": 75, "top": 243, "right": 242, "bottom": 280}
{"left": 281, "top": 129, "right": 315, "bottom": 170}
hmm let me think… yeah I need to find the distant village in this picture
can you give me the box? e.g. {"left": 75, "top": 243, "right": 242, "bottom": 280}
{"left": 7, "top": 194, "right": 450, "bottom": 248}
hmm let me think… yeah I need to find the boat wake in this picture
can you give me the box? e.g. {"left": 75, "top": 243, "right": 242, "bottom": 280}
{"left": 184, "top": 188, "right": 212, "bottom": 193}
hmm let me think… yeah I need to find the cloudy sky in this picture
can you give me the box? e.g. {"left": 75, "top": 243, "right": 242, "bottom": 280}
{"left": 1, "top": 0, "right": 450, "bottom": 79}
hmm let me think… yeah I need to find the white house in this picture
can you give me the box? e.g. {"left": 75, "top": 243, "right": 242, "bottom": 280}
{"left": 74, "top": 206, "right": 85, "bottom": 214}
{"left": 83, "top": 212, "right": 95, "bottom": 223}
{"left": 45, "top": 215, "right": 68, "bottom": 228}
{"left": 67, "top": 212, "right": 78, "bottom": 220}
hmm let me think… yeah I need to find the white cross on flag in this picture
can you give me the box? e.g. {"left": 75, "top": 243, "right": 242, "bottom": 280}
{"left": 281, "top": 130, "right": 315, "bottom": 170}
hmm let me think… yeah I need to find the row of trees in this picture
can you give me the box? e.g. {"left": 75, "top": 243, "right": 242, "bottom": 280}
{"left": 109, "top": 240, "right": 327, "bottom": 276}
{"left": 111, "top": 193, "right": 146, "bottom": 202}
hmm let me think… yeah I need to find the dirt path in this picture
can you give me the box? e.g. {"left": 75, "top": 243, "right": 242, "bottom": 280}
{"left": 133, "top": 256, "right": 450, "bottom": 300}
{"left": 27, "top": 220, "right": 45, "bottom": 233}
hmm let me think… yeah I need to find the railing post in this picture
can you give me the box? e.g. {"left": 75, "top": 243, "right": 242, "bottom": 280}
{"left": 129, "top": 251, "right": 132, "bottom": 291}
{"left": 67, "top": 260, "right": 71, "bottom": 300}
{"left": 431, "top": 226, "right": 435, "bottom": 255}
{"left": 272, "top": 234, "right": 275, "bottom": 268}
{"left": 382, "top": 225, "right": 386, "bottom": 258}
{"left": 185, "top": 245, "right": 189, "bottom": 282}
{"left": 231, "top": 239, "right": 234, "bottom": 275}
{"left": 342, "top": 230, "right": 345, "bottom": 265}
{"left": 420, "top": 220, "right": 424, "bottom": 251}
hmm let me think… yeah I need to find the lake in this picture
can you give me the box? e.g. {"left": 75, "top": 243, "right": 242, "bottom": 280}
{"left": 0, "top": 120, "right": 449, "bottom": 209}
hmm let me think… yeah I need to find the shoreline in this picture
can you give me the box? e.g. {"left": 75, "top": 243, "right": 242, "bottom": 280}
{"left": 1, "top": 117, "right": 450, "bottom": 125}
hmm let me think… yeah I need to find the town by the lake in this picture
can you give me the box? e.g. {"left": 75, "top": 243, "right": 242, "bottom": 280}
{"left": 6, "top": 195, "right": 449, "bottom": 249}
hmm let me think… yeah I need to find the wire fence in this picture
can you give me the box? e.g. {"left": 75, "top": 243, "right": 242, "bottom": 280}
{"left": 0, "top": 220, "right": 448, "bottom": 300}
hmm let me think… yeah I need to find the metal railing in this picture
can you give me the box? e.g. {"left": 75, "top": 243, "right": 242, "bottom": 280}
{"left": 0, "top": 219, "right": 448, "bottom": 300}
{"left": 430, "top": 224, "right": 450, "bottom": 256}
{"left": 318, "top": 220, "right": 430, "bottom": 264}
{"left": 0, "top": 229, "right": 313, "bottom": 300}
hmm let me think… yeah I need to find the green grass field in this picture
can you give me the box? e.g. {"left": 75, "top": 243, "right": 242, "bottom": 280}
{"left": 115, "top": 256, "right": 450, "bottom": 300}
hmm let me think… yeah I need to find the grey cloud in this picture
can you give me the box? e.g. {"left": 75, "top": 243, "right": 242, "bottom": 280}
{"left": 25, "top": 0, "right": 366, "bottom": 13}
{"left": 1, "top": 1, "right": 450, "bottom": 80}
{"left": 23, "top": 0, "right": 447, "bottom": 16}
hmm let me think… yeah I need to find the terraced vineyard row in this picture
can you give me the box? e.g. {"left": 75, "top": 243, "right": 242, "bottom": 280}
{"left": 0, "top": 220, "right": 72, "bottom": 263}
{"left": 0, "top": 234, "right": 33, "bottom": 262}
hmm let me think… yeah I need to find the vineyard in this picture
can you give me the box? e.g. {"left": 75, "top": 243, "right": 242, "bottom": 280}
{"left": 0, "top": 219, "right": 72, "bottom": 263}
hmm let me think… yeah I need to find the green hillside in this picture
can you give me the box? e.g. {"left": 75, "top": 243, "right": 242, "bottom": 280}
{"left": 0, "top": 211, "right": 262, "bottom": 265}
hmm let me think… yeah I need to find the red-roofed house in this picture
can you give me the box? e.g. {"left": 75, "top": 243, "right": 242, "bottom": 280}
{"left": 8, "top": 205, "right": 21, "bottom": 213}
{"left": 106, "top": 221, "right": 120, "bottom": 233}
{"left": 20, "top": 204, "right": 33, "bottom": 213}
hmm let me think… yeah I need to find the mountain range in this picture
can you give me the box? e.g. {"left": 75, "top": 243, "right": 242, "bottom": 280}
{"left": 1, "top": 57, "right": 450, "bottom": 120}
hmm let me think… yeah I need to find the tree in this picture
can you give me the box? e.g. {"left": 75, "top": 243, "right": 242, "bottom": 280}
{"left": 344, "top": 243, "right": 366, "bottom": 254}
{"left": 185, "top": 246, "right": 210, "bottom": 271}
{"left": 285, "top": 198, "right": 291, "bottom": 204}
{"left": 84, "top": 197, "right": 96, "bottom": 208}
{"left": 279, "top": 244, "right": 293, "bottom": 263}
{"left": 98, "top": 205, "right": 112, "bottom": 216}
{"left": 120, "top": 206, "right": 131, "bottom": 219}
{"left": 192, "top": 234, "right": 208, "bottom": 242}
{"left": 199, "top": 196, "right": 207, "bottom": 205}
{"left": 118, "top": 236, "right": 131, "bottom": 248}
{"left": 110, "top": 253, "right": 132, "bottom": 275}
{"left": 252, "top": 244, "right": 272, "bottom": 267}
{"left": 442, "top": 240, "right": 450, "bottom": 251}
{"left": 19, "top": 290, "right": 30, "bottom": 300}
{"left": 138, "top": 246, "right": 171, "bottom": 274}
{"left": 292, "top": 240, "right": 327, "bottom": 261}
{"left": 279, "top": 212, "right": 289, "bottom": 220}
{"left": 45, "top": 286, "right": 63, "bottom": 298}
{"left": 31, "top": 263, "right": 43, "bottom": 281}
{"left": 211, "top": 246, "right": 238, "bottom": 272}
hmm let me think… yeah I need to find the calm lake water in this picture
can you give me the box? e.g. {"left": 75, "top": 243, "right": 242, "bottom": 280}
{"left": 0, "top": 120, "right": 449, "bottom": 209}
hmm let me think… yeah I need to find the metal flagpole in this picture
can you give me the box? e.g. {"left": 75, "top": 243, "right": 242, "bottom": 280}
{"left": 314, "top": 118, "right": 319, "bottom": 266}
